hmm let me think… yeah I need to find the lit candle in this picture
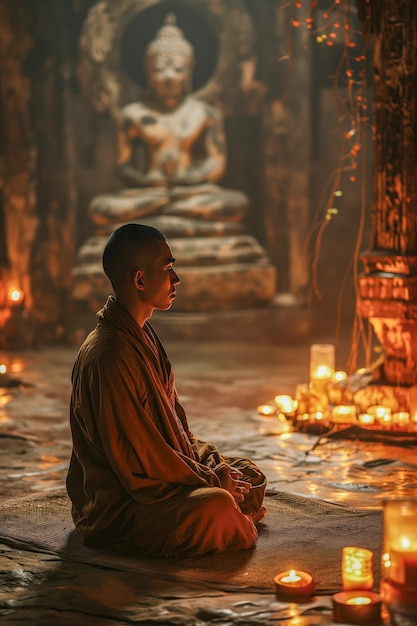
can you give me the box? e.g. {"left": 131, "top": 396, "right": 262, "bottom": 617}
{"left": 332, "top": 591, "right": 382, "bottom": 625}
{"left": 329, "top": 370, "right": 347, "bottom": 404}
{"left": 7, "top": 287, "right": 24, "bottom": 305}
{"left": 331, "top": 405, "right": 357, "bottom": 424}
{"left": 257, "top": 404, "right": 276, "bottom": 417}
{"left": 310, "top": 411, "right": 324, "bottom": 421}
{"left": 392, "top": 411, "right": 410, "bottom": 427}
{"left": 310, "top": 344, "right": 335, "bottom": 397}
{"left": 333, "top": 370, "right": 347, "bottom": 383}
{"left": 381, "top": 499, "right": 417, "bottom": 622}
{"left": 378, "top": 412, "right": 393, "bottom": 428}
{"left": 358, "top": 413, "right": 375, "bottom": 426}
{"left": 0, "top": 364, "right": 6, "bottom": 375}
{"left": 274, "top": 395, "right": 298, "bottom": 415}
{"left": 342, "top": 546, "right": 374, "bottom": 591}
{"left": 368, "top": 405, "right": 391, "bottom": 424}
{"left": 280, "top": 569, "right": 302, "bottom": 583}
{"left": 346, "top": 596, "right": 372, "bottom": 606}
{"left": 274, "top": 569, "right": 315, "bottom": 601}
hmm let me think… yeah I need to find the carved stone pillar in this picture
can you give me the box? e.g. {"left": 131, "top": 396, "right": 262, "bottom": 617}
{"left": 357, "top": 0, "right": 417, "bottom": 390}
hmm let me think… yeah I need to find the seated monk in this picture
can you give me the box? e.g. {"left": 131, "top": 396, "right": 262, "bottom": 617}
{"left": 89, "top": 14, "right": 248, "bottom": 234}
{"left": 66, "top": 223, "right": 267, "bottom": 557}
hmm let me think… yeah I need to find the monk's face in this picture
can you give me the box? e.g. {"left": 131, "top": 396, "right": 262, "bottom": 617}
{"left": 137, "top": 239, "right": 180, "bottom": 310}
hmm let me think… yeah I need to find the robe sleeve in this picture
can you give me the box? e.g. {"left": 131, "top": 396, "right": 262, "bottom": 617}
{"left": 84, "top": 354, "right": 221, "bottom": 503}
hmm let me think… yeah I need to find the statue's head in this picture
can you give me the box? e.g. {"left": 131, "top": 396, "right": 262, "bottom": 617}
{"left": 145, "top": 14, "right": 194, "bottom": 104}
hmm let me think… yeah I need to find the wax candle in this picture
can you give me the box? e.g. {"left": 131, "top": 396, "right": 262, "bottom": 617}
{"left": 331, "top": 405, "right": 357, "bottom": 424}
{"left": 381, "top": 498, "right": 417, "bottom": 622}
{"left": 332, "top": 591, "right": 382, "bottom": 625}
{"left": 310, "top": 344, "right": 335, "bottom": 397}
{"left": 342, "top": 546, "right": 374, "bottom": 591}
{"left": 274, "top": 395, "right": 298, "bottom": 415}
{"left": 367, "top": 405, "right": 391, "bottom": 423}
{"left": 274, "top": 569, "right": 315, "bottom": 601}
{"left": 310, "top": 411, "right": 324, "bottom": 421}
{"left": 329, "top": 370, "right": 347, "bottom": 404}
{"left": 333, "top": 370, "right": 347, "bottom": 383}
{"left": 8, "top": 287, "right": 24, "bottom": 305}
{"left": 257, "top": 404, "right": 276, "bottom": 417}
{"left": 393, "top": 411, "right": 410, "bottom": 427}
{"left": 358, "top": 413, "right": 375, "bottom": 426}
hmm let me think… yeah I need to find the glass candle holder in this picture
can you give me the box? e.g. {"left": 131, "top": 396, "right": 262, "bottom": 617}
{"left": 381, "top": 498, "right": 417, "bottom": 626}
{"left": 310, "top": 344, "right": 335, "bottom": 382}
{"left": 310, "top": 344, "right": 335, "bottom": 401}
{"left": 342, "top": 546, "right": 374, "bottom": 591}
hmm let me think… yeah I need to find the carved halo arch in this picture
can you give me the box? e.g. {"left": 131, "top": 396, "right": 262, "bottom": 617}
{"left": 78, "top": 0, "right": 256, "bottom": 116}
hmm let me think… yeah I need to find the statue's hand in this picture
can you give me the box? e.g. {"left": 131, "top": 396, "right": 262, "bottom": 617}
{"left": 146, "top": 169, "right": 169, "bottom": 187}
{"left": 159, "top": 150, "right": 180, "bottom": 179}
{"left": 172, "top": 169, "right": 204, "bottom": 186}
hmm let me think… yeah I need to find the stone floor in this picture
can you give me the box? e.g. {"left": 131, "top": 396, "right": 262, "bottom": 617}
{"left": 0, "top": 337, "right": 416, "bottom": 625}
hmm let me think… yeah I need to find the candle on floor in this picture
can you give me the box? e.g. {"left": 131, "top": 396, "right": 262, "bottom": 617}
{"left": 332, "top": 591, "right": 382, "bottom": 625}
{"left": 342, "top": 546, "right": 374, "bottom": 591}
{"left": 331, "top": 405, "right": 357, "bottom": 424}
{"left": 329, "top": 370, "right": 347, "bottom": 404}
{"left": 257, "top": 404, "right": 276, "bottom": 417}
{"left": 274, "top": 394, "right": 298, "bottom": 415}
{"left": 381, "top": 498, "right": 417, "bottom": 619}
{"left": 333, "top": 370, "right": 347, "bottom": 383}
{"left": 358, "top": 413, "right": 375, "bottom": 426}
{"left": 274, "top": 569, "right": 315, "bottom": 601}
{"left": 367, "top": 405, "right": 391, "bottom": 426}
{"left": 310, "top": 343, "right": 335, "bottom": 396}
{"left": 392, "top": 411, "right": 410, "bottom": 427}
{"left": 8, "top": 286, "right": 24, "bottom": 305}
{"left": 310, "top": 411, "right": 324, "bottom": 421}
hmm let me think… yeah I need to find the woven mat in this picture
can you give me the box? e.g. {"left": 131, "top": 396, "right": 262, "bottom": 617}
{"left": 0, "top": 489, "right": 382, "bottom": 593}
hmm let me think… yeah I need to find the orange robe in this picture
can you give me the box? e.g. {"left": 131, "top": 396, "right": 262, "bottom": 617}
{"left": 66, "top": 297, "right": 266, "bottom": 557}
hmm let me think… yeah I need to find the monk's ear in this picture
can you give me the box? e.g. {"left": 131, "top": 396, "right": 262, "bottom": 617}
{"left": 134, "top": 270, "right": 145, "bottom": 290}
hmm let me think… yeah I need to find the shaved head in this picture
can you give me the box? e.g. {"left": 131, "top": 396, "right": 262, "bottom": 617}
{"left": 102, "top": 223, "right": 166, "bottom": 291}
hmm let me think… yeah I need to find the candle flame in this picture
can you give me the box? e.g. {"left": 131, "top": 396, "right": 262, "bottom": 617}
{"left": 8, "top": 287, "right": 24, "bottom": 305}
{"left": 314, "top": 365, "right": 333, "bottom": 379}
{"left": 257, "top": 404, "right": 276, "bottom": 417}
{"left": 401, "top": 537, "right": 411, "bottom": 549}
{"left": 280, "top": 569, "right": 302, "bottom": 583}
{"left": 346, "top": 596, "right": 372, "bottom": 606}
{"left": 0, "top": 364, "right": 6, "bottom": 375}
{"left": 333, "top": 370, "right": 347, "bottom": 382}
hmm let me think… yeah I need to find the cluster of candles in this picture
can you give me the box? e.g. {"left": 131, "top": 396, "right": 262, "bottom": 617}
{"left": 273, "top": 497, "right": 417, "bottom": 623}
{"left": 257, "top": 343, "right": 417, "bottom": 432}
{"left": 274, "top": 545, "right": 382, "bottom": 624}
{"left": 275, "top": 497, "right": 417, "bottom": 622}
{"left": 274, "top": 517, "right": 417, "bottom": 624}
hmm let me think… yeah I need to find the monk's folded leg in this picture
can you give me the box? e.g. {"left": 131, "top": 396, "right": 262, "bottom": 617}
{"left": 120, "top": 487, "right": 258, "bottom": 558}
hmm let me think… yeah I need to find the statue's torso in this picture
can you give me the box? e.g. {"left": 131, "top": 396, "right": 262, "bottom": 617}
{"left": 122, "top": 97, "right": 210, "bottom": 152}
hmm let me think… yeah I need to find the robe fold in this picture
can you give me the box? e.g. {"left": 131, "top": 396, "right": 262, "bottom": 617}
{"left": 66, "top": 296, "right": 266, "bottom": 557}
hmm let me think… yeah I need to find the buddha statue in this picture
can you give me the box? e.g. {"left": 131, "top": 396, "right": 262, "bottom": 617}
{"left": 75, "top": 14, "right": 276, "bottom": 313}
{"left": 90, "top": 13, "right": 248, "bottom": 236}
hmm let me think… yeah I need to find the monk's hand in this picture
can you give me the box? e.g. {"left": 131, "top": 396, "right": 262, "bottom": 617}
{"left": 215, "top": 464, "right": 251, "bottom": 503}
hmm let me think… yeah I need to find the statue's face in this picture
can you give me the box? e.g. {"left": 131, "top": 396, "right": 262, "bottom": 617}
{"left": 147, "top": 52, "right": 191, "bottom": 102}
